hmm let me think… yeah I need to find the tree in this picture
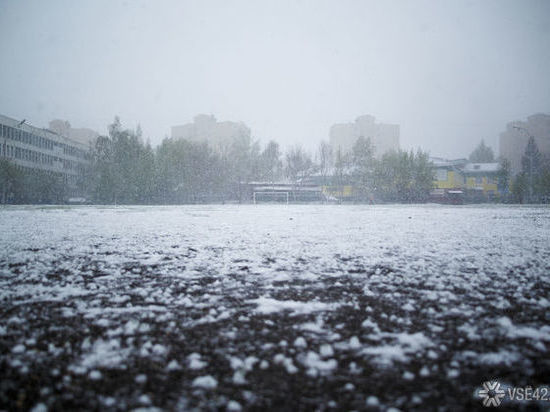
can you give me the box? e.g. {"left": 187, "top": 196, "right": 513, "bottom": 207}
{"left": 537, "top": 159, "right": 550, "bottom": 202}
{"left": 496, "top": 157, "right": 511, "bottom": 195}
{"left": 90, "top": 135, "right": 115, "bottom": 203}
{"left": 411, "top": 149, "right": 435, "bottom": 201}
{"left": 521, "top": 136, "right": 542, "bottom": 202}
{"left": 372, "top": 149, "right": 433, "bottom": 202}
{"left": 136, "top": 140, "right": 156, "bottom": 203}
{"left": 260, "top": 140, "right": 282, "bottom": 183}
{"left": 333, "top": 146, "right": 350, "bottom": 202}
{"left": 316, "top": 140, "right": 333, "bottom": 188}
{"left": 0, "top": 159, "right": 20, "bottom": 203}
{"left": 511, "top": 173, "right": 527, "bottom": 203}
{"left": 285, "top": 146, "right": 313, "bottom": 184}
{"left": 89, "top": 117, "right": 158, "bottom": 204}
{"left": 228, "top": 133, "right": 259, "bottom": 202}
{"left": 469, "top": 140, "right": 495, "bottom": 163}
{"left": 350, "top": 137, "right": 374, "bottom": 200}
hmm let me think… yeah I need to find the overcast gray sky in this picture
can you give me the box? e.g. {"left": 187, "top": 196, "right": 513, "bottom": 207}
{"left": 1, "top": 0, "right": 549, "bottom": 158}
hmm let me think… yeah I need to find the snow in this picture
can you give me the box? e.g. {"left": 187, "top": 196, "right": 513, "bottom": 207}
{"left": 188, "top": 353, "right": 207, "bottom": 370}
{"left": 498, "top": 316, "right": 550, "bottom": 341}
{"left": 319, "top": 344, "right": 334, "bottom": 357}
{"left": 1, "top": 204, "right": 549, "bottom": 410}
{"left": 273, "top": 353, "right": 298, "bottom": 374}
{"left": 77, "top": 338, "right": 131, "bottom": 370}
{"left": 402, "top": 371, "right": 415, "bottom": 380}
{"left": 366, "top": 396, "right": 380, "bottom": 406}
{"left": 301, "top": 351, "right": 338, "bottom": 375}
{"left": 227, "top": 400, "right": 242, "bottom": 411}
{"left": 89, "top": 370, "right": 102, "bottom": 380}
{"left": 294, "top": 337, "right": 307, "bottom": 348}
{"left": 249, "top": 297, "right": 337, "bottom": 315}
{"left": 135, "top": 374, "right": 147, "bottom": 384}
{"left": 166, "top": 360, "right": 182, "bottom": 371}
{"left": 191, "top": 375, "right": 218, "bottom": 389}
{"left": 30, "top": 403, "right": 48, "bottom": 412}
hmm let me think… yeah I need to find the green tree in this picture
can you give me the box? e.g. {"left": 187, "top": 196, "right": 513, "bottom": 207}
{"left": 89, "top": 117, "right": 157, "bottom": 204}
{"left": 469, "top": 140, "right": 495, "bottom": 163}
{"left": 333, "top": 146, "right": 350, "bottom": 202}
{"left": 496, "top": 157, "right": 511, "bottom": 195}
{"left": 260, "top": 140, "right": 282, "bottom": 183}
{"left": 411, "top": 149, "right": 435, "bottom": 201}
{"left": 373, "top": 149, "right": 433, "bottom": 202}
{"left": 350, "top": 137, "right": 374, "bottom": 200}
{"left": 0, "top": 159, "right": 21, "bottom": 203}
{"left": 285, "top": 145, "right": 313, "bottom": 184}
{"left": 521, "top": 136, "right": 542, "bottom": 202}
{"left": 90, "top": 135, "right": 115, "bottom": 203}
{"left": 316, "top": 140, "right": 332, "bottom": 188}
{"left": 511, "top": 173, "right": 528, "bottom": 203}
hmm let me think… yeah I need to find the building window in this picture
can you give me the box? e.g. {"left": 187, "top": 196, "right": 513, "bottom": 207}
{"left": 436, "top": 169, "right": 448, "bottom": 181}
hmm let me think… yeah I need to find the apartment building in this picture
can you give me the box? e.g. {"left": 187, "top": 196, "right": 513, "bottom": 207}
{"left": 0, "top": 114, "right": 91, "bottom": 190}
{"left": 329, "top": 114, "right": 400, "bottom": 158}
{"left": 171, "top": 114, "right": 251, "bottom": 152}
{"left": 499, "top": 113, "right": 550, "bottom": 176}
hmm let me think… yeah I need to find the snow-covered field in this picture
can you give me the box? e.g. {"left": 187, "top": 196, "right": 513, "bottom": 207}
{"left": 1, "top": 204, "right": 549, "bottom": 411}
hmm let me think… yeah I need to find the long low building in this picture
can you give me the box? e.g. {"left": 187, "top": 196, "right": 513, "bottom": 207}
{"left": 0, "top": 113, "right": 91, "bottom": 192}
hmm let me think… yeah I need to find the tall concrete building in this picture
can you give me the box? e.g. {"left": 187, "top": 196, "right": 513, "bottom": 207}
{"left": 329, "top": 115, "right": 400, "bottom": 158}
{"left": 499, "top": 113, "right": 550, "bottom": 175}
{"left": 171, "top": 114, "right": 251, "bottom": 151}
{"left": 49, "top": 119, "right": 99, "bottom": 146}
{"left": 0, "top": 114, "right": 91, "bottom": 191}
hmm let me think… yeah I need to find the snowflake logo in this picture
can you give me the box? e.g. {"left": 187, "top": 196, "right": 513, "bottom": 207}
{"left": 478, "top": 380, "right": 505, "bottom": 407}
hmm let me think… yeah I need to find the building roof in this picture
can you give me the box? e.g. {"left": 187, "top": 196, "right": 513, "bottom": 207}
{"left": 462, "top": 163, "right": 499, "bottom": 173}
{"left": 430, "top": 157, "right": 468, "bottom": 168}
{"left": 0, "top": 113, "right": 90, "bottom": 150}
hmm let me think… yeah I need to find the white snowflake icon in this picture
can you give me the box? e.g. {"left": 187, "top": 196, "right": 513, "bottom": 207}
{"left": 478, "top": 380, "right": 505, "bottom": 407}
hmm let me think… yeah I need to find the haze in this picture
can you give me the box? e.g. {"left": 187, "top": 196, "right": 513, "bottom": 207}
{"left": 1, "top": 0, "right": 549, "bottom": 158}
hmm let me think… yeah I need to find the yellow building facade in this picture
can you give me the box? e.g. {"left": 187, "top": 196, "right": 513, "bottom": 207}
{"left": 431, "top": 158, "right": 500, "bottom": 201}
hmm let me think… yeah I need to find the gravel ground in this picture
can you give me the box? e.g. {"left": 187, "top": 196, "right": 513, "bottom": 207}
{"left": 0, "top": 204, "right": 549, "bottom": 411}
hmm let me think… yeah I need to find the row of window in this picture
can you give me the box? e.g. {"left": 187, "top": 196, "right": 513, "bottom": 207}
{"left": 14, "top": 164, "right": 80, "bottom": 183}
{"left": 63, "top": 158, "right": 85, "bottom": 172}
{"left": 1, "top": 143, "right": 85, "bottom": 171}
{"left": 436, "top": 169, "right": 497, "bottom": 185}
{"left": 0, "top": 123, "right": 88, "bottom": 160}
{"left": 471, "top": 176, "right": 497, "bottom": 185}
{"left": 1, "top": 123, "right": 54, "bottom": 150}
{"left": 64, "top": 144, "right": 88, "bottom": 159}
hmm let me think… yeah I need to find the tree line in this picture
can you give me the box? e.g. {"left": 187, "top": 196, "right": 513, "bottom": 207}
{"left": 0, "top": 117, "right": 439, "bottom": 204}
{"left": 510, "top": 136, "right": 550, "bottom": 203}
{"left": 467, "top": 138, "right": 550, "bottom": 203}
{"left": 5, "top": 117, "right": 548, "bottom": 204}
{"left": 82, "top": 118, "right": 435, "bottom": 204}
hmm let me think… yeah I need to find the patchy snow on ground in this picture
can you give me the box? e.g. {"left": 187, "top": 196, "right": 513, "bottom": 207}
{"left": 0, "top": 204, "right": 549, "bottom": 410}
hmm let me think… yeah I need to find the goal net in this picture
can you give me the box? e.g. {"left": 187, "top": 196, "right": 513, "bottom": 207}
{"left": 253, "top": 191, "right": 290, "bottom": 204}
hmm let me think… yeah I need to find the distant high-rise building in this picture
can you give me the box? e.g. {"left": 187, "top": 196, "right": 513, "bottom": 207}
{"left": 171, "top": 115, "right": 251, "bottom": 151}
{"left": 329, "top": 115, "right": 400, "bottom": 158}
{"left": 49, "top": 119, "right": 98, "bottom": 146}
{"left": 499, "top": 113, "right": 550, "bottom": 176}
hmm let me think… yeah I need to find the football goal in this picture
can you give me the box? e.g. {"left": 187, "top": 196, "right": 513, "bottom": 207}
{"left": 253, "top": 191, "right": 290, "bottom": 204}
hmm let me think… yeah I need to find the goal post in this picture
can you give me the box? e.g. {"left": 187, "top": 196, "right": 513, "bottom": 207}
{"left": 253, "top": 191, "right": 290, "bottom": 204}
